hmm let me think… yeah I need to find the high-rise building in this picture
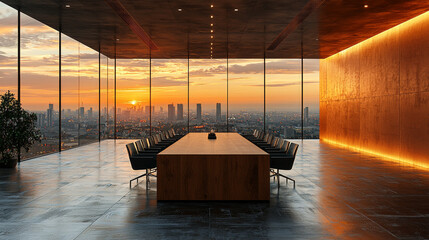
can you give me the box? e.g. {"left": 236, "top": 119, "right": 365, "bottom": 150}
{"left": 47, "top": 104, "right": 53, "bottom": 127}
{"left": 79, "top": 107, "right": 85, "bottom": 119}
{"left": 88, "top": 107, "right": 93, "bottom": 119}
{"left": 177, "top": 104, "right": 184, "bottom": 121}
{"left": 160, "top": 106, "right": 164, "bottom": 113}
{"left": 196, "top": 103, "right": 202, "bottom": 122}
{"left": 216, "top": 103, "right": 221, "bottom": 122}
{"left": 37, "top": 113, "right": 46, "bottom": 128}
{"left": 168, "top": 104, "right": 176, "bottom": 122}
{"left": 304, "top": 107, "right": 309, "bottom": 126}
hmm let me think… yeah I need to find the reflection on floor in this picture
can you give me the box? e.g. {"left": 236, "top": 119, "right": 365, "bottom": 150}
{"left": 1, "top": 139, "right": 429, "bottom": 239}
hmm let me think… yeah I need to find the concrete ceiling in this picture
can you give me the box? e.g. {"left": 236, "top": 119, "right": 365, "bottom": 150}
{"left": 2, "top": 0, "right": 429, "bottom": 59}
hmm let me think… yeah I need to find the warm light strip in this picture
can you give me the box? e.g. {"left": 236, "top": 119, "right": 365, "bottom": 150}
{"left": 327, "top": 10, "right": 429, "bottom": 59}
{"left": 321, "top": 138, "right": 429, "bottom": 170}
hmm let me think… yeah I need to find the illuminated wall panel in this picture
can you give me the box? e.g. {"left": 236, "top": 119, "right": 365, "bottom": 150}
{"left": 320, "top": 11, "right": 429, "bottom": 168}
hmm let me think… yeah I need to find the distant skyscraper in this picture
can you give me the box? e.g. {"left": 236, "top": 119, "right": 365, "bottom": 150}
{"left": 196, "top": 103, "right": 202, "bottom": 122}
{"left": 304, "top": 107, "right": 309, "bottom": 126}
{"left": 160, "top": 106, "right": 164, "bottom": 113}
{"left": 145, "top": 106, "right": 150, "bottom": 115}
{"left": 79, "top": 107, "right": 85, "bottom": 119}
{"left": 47, "top": 104, "right": 53, "bottom": 127}
{"left": 168, "top": 104, "right": 176, "bottom": 122}
{"left": 88, "top": 107, "right": 93, "bottom": 119}
{"left": 37, "top": 113, "right": 45, "bottom": 128}
{"left": 177, "top": 104, "right": 184, "bottom": 121}
{"left": 216, "top": 103, "right": 221, "bottom": 122}
{"left": 118, "top": 108, "right": 122, "bottom": 115}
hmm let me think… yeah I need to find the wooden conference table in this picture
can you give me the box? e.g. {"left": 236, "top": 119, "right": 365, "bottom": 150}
{"left": 157, "top": 133, "right": 270, "bottom": 201}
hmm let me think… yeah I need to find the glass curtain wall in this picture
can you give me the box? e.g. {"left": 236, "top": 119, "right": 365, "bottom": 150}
{"left": 100, "top": 55, "right": 108, "bottom": 139}
{"left": 189, "top": 59, "right": 227, "bottom": 132}
{"left": 0, "top": 3, "right": 321, "bottom": 159}
{"left": 78, "top": 44, "right": 99, "bottom": 145}
{"left": 228, "top": 59, "right": 264, "bottom": 135}
{"left": 152, "top": 59, "right": 188, "bottom": 135}
{"left": 61, "top": 34, "right": 79, "bottom": 150}
{"left": 116, "top": 59, "right": 150, "bottom": 138}
{"left": 107, "top": 58, "right": 115, "bottom": 138}
{"left": 266, "top": 59, "right": 302, "bottom": 139}
{"left": 0, "top": 2, "right": 17, "bottom": 95}
{"left": 20, "top": 13, "right": 59, "bottom": 159}
{"left": 303, "top": 59, "right": 320, "bottom": 139}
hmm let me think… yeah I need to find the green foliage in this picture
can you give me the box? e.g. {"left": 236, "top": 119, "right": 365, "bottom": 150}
{"left": 0, "top": 91, "right": 41, "bottom": 165}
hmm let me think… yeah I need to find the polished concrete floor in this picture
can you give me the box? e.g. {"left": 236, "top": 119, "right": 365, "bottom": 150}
{"left": 1, "top": 139, "right": 429, "bottom": 239}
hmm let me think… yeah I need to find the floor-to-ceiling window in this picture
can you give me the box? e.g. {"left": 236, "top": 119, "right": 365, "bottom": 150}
{"left": 303, "top": 59, "right": 319, "bottom": 139}
{"left": 107, "top": 58, "right": 115, "bottom": 138}
{"left": 100, "top": 54, "right": 109, "bottom": 139}
{"left": 151, "top": 59, "right": 188, "bottom": 135}
{"left": 0, "top": 2, "right": 17, "bottom": 95}
{"left": 266, "top": 59, "right": 302, "bottom": 139}
{"left": 61, "top": 34, "right": 79, "bottom": 150}
{"left": 189, "top": 59, "right": 227, "bottom": 132}
{"left": 116, "top": 58, "right": 149, "bottom": 138}
{"left": 228, "top": 59, "right": 264, "bottom": 135}
{"left": 78, "top": 44, "right": 99, "bottom": 144}
{"left": 20, "top": 13, "right": 59, "bottom": 159}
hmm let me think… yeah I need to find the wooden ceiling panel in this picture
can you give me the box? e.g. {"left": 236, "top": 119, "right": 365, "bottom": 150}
{"left": 1, "top": 0, "right": 428, "bottom": 59}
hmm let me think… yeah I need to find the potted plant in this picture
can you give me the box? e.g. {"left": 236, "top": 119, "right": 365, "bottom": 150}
{"left": 0, "top": 91, "right": 41, "bottom": 168}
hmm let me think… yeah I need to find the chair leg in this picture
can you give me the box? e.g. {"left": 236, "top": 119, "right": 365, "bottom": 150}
{"left": 277, "top": 173, "right": 296, "bottom": 189}
{"left": 277, "top": 169, "right": 280, "bottom": 189}
{"left": 146, "top": 169, "right": 149, "bottom": 189}
{"left": 130, "top": 172, "right": 148, "bottom": 188}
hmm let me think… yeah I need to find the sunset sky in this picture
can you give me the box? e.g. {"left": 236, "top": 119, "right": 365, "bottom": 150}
{"left": 0, "top": 3, "right": 319, "bottom": 114}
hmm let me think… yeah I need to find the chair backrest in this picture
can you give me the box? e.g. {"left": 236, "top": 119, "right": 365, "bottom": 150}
{"left": 256, "top": 131, "right": 263, "bottom": 140}
{"left": 135, "top": 140, "right": 144, "bottom": 153}
{"left": 146, "top": 138, "right": 154, "bottom": 148}
{"left": 281, "top": 140, "right": 291, "bottom": 152}
{"left": 160, "top": 132, "right": 167, "bottom": 140}
{"left": 265, "top": 134, "right": 271, "bottom": 144}
{"left": 172, "top": 129, "right": 176, "bottom": 136}
{"left": 150, "top": 136, "right": 158, "bottom": 145}
{"left": 252, "top": 129, "right": 257, "bottom": 137}
{"left": 275, "top": 139, "right": 284, "bottom": 149}
{"left": 141, "top": 138, "right": 149, "bottom": 149}
{"left": 271, "top": 137, "right": 279, "bottom": 147}
{"left": 126, "top": 143, "right": 138, "bottom": 158}
{"left": 286, "top": 143, "right": 299, "bottom": 157}
{"left": 168, "top": 129, "right": 174, "bottom": 138}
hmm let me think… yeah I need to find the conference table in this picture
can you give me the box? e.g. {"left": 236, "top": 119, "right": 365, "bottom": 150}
{"left": 157, "top": 132, "right": 270, "bottom": 201}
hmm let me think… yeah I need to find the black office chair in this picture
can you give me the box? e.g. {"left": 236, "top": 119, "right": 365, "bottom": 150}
{"left": 126, "top": 143, "right": 157, "bottom": 188}
{"left": 135, "top": 140, "right": 159, "bottom": 155}
{"left": 270, "top": 142, "right": 299, "bottom": 189}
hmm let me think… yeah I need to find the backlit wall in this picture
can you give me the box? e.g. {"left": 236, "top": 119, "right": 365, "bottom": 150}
{"left": 320, "top": 11, "right": 429, "bottom": 168}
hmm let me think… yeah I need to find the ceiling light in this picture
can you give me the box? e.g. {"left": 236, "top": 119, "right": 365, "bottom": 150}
{"left": 211, "top": 47, "right": 213, "bottom": 50}
{"left": 211, "top": 35, "right": 213, "bottom": 39}
{"left": 178, "top": 8, "right": 182, "bottom": 11}
{"left": 211, "top": 15, "right": 213, "bottom": 18}
{"left": 211, "top": 30, "right": 213, "bottom": 33}
{"left": 211, "top": 43, "right": 213, "bottom": 45}
{"left": 211, "top": 4, "right": 214, "bottom": 8}
{"left": 210, "top": 23, "right": 213, "bottom": 27}
{"left": 364, "top": 4, "right": 368, "bottom": 8}
{"left": 65, "top": 4, "right": 70, "bottom": 8}
{"left": 116, "top": 38, "right": 120, "bottom": 41}
{"left": 234, "top": 8, "right": 238, "bottom": 12}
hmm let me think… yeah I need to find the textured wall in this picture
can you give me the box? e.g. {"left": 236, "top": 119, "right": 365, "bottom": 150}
{"left": 320, "top": 11, "right": 429, "bottom": 168}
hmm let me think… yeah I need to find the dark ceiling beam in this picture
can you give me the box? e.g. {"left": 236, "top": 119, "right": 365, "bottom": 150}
{"left": 267, "top": 0, "right": 326, "bottom": 51}
{"left": 104, "top": 0, "right": 158, "bottom": 50}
